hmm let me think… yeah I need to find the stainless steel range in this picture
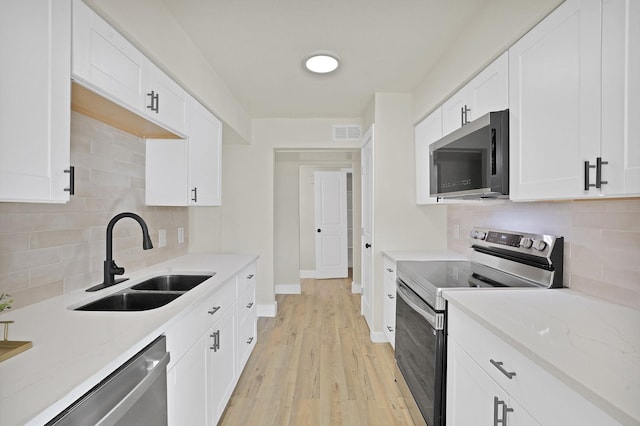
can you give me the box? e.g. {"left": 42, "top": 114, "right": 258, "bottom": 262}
{"left": 394, "top": 227, "right": 564, "bottom": 426}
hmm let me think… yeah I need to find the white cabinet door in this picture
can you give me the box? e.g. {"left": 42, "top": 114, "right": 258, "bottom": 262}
{"left": 415, "top": 108, "right": 442, "bottom": 204}
{"left": 0, "top": 0, "right": 71, "bottom": 203}
{"left": 189, "top": 98, "right": 222, "bottom": 206}
{"left": 145, "top": 139, "right": 188, "bottom": 206}
{"left": 601, "top": 0, "right": 640, "bottom": 196}
{"left": 167, "top": 334, "right": 207, "bottom": 426}
{"left": 72, "top": 0, "right": 148, "bottom": 113}
{"left": 207, "top": 304, "right": 237, "bottom": 425}
{"left": 509, "top": 0, "right": 602, "bottom": 201}
{"left": 447, "top": 339, "right": 540, "bottom": 426}
{"left": 144, "top": 63, "right": 190, "bottom": 137}
{"left": 442, "top": 52, "right": 509, "bottom": 136}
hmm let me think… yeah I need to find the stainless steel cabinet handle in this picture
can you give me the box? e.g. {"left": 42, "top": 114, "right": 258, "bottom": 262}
{"left": 493, "top": 396, "right": 513, "bottom": 426}
{"left": 247, "top": 274, "right": 254, "bottom": 279}
{"left": 490, "top": 359, "right": 516, "bottom": 379}
{"left": 386, "top": 326, "right": 394, "bottom": 332}
{"left": 210, "top": 330, "right": 220, "bottom": 351}
{"left": 208, "top": 306, "right": 221, "bottom": 315}
{"left": 246, "top": 302, "right": 254, "bottom": 309}
{"left": 146, "top": 91, "right": 159, "bottom": 112}
{"left": 387, "top": 293, "right": 394, "bottom": 299}
{"left": 246, "top": 337, "right": 254, "bottom": 344}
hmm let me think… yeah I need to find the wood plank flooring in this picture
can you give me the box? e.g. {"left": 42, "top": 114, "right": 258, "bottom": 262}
{"left": 220, "top": 276, "right": 415, "bottom": 425}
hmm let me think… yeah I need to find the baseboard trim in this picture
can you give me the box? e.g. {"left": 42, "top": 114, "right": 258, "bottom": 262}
{"left": 300, "top": 270, "right": 316, "bottom": 279}
{"left": 257, "top": 301, "right": 277, "bottom": 318}
{"left": 369, "top": 330, "right": 388, "bottom": 343}
{"left": 275, "top": 283, "right": 301, "bottom": 294}
{"left": 351, "top": 281, "right": 361, "bottom": 293}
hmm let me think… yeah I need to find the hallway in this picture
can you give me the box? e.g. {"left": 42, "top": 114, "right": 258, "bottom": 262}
{"left": 220, "top": 276, "right": 415, "bottom": 425}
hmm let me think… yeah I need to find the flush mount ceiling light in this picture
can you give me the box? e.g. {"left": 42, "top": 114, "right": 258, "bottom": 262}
{"left": 304, "top": 53, "right": 339, "bottom": 74}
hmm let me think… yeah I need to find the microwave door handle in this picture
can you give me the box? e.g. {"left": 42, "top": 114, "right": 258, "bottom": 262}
{"left": 396, "top": 283, "right": 439, "bottom": 329}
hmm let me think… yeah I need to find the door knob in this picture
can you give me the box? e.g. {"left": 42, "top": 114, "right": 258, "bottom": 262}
{"left": 317, "top": 228, "right": 321, "bottom": 233}
{"left": 365, "top": 243, "right": 371, "bottom": 248}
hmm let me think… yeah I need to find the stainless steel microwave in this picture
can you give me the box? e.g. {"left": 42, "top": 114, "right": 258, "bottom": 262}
{"left": 429, "top": 109, "right": 509, "bottom": 199}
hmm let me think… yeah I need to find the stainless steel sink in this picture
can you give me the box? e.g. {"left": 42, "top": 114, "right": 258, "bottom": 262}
{"left": 130, "top": 274, "right": 214, "bottom": 292}
{"left": 75, "top": 292, "right": 181, "bottom": 311}
{"left": 75, "top": 274, "right": 214, "bottom": 311}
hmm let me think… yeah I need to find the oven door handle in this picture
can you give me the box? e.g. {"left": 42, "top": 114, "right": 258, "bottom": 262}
{"left": 397, "top": 282, "right": 441, "bottom": 330}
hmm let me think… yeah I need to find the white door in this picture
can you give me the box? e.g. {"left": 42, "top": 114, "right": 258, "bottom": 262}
{"left": 314, "top": 171, "right": 348, "bottom": 279}
{"left": 361, "top": 126, "right": 374, "bottom": 330}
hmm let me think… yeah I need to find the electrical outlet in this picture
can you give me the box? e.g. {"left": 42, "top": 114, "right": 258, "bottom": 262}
{"left": 158, "top": 229, "right": 167, "bottom": 247}
{"left": 178, "top": 227, "right": 184, "bottom": 244}
{"left": 453, "top": 224, "right": 460, "bottom": 240}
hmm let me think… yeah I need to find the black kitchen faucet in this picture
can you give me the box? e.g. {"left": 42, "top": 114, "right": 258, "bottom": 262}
{"left": 86, "top": 212, "right": 153, "bottom": 292}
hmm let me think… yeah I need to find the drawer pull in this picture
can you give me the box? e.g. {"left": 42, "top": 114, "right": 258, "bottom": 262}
{"left": 493, "top": 396, "right": 513, "bottom": 426}
{"left": 386, "top": 268, "right": 393, "bottom": 273}
{"left": 246, "top": 337, "right": 254, "bottom": 344}
{"left": 387, "top": 293, "right": 394, "bottom": 299}
{"left": 208, "top": 306, "right": 221, "bottom": 315}
{"left": 210, "top": 330, "right": 220, "bottom": 352}
{"left": 246, "top": 302, "right": 254, "bottom": 309}
{"left": 386, "top": 326, "right": 394, "bottom": 332}
{"left": 247, "top": 274, "right": 254, "bottom": 279}
{"left": 490, "top": 359, "right": 516, "bottom": 379}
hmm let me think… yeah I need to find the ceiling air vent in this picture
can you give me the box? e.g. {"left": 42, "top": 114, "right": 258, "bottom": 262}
{"left": 333, "top": 125, "right": 361, "bottom": 141}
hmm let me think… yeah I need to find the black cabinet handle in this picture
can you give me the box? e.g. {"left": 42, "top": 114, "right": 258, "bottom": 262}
{"left": 247, "top": 274, "right": 254, "bottom": 279}
{"left": 208, "top": 306, "right": 221, "bottom": 315}
{"left": 246, "top": 337, "right": 254, "bottom": 344}
{"left": 493, "top": 396, "right": 513, "bottom": 426}
{"left": 146, "top": 91, "right": 159, "bottom": 112}
{"left": 191, "top": 187, "right": 198, "bottom": 203}
{"left": 210, "top": 330, "right": 220, "bottom": 351}
{"left": 596, "top": 157, "right": 608, "bottom": 189}
{"left": 387, "top": 293, "right": 394, "bottom": 299}
{"left": 584, "top": 161, "right": 596, "bottom": 190}
{"left": 64, "top": 166, "right": 74, "bottom": 195}
{"left": 246, "top": 302, "right": 254, "bottom": 309}
{"left": 490, "top": 359, "right": 516, "bottom": 379}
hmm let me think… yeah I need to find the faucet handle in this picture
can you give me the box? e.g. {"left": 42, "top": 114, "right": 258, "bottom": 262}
{"left": 109, "top": 260, "right": 125, "bottom": 276}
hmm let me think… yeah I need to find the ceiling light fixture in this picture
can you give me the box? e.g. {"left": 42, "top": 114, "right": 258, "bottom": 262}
{"left": 304, "top": 53, "right": 339, "bottom": 74}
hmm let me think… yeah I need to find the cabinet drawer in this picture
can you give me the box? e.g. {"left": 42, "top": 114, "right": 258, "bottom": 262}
{"left": 448, "top": 304, "right": 619, "bottom": 425}
{"left": 166, "top": 280, "right": 236, "bottom": 368}
{"left": 237, "top": 262, "right": 257, "bottom": 296}
{"left": 383, "top": 256, "right": 396, "bottom": 282}
{"left": 238, "top": 285, "right": 255, "bottom": 323}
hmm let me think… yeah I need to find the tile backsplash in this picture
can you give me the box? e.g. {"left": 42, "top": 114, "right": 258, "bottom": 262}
{"left": 447, "top": 199, "right": 640, "bottom": 309}
{"left": 0, "top": 112, "right": 188, "bottom": 310}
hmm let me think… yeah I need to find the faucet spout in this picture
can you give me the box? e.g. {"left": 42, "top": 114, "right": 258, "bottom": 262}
{"left": 86, "top": 212, "right": 154, "bottom": 292}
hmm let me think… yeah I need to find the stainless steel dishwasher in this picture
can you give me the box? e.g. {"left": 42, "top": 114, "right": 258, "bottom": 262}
{"left": 47, "top": 336, "right": 170, "bottom": 426}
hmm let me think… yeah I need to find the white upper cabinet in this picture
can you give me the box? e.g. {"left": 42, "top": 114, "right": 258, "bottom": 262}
{"left": 72, "top": 0, "right": 189, "bottom": 138}
{"left": 143, "top": 63, "right": 190, "bottom": 137}
{"left": 188, "top": 98, "right": 222, "bottom": 206}
{"left": 601, "top": 0, "right": 640, "bottom": 196}
{"left": 146, "top": 98, "right": 222, "bottom": 206}
{"left": 72, "top": 0, "right": 148, "bottom": 113}
{"left": 442, "top": 52, "right": 509, "bottom": 136}
{"left": 508, "top": 0, "right": 640, "bottom": 200}
{"left": 0, "top": 0, "right": 72, "bottom": 203}
{"left": 415, "top": 108, "right": 442, "bottom": 204}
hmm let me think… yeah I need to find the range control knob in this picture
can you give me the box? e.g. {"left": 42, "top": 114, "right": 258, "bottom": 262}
{"left": 532, "top": 239, "right": 547, "bottom": 251}
{"left": 470, "top": 230, "right": 486, "bottom": 240}
{"left": 519, "top": 237, "right": 533, "bottom": 249}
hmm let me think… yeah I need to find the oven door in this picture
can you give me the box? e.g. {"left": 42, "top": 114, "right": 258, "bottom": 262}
{"left": 395, "top": 280, "right": 446, "bottom": 426}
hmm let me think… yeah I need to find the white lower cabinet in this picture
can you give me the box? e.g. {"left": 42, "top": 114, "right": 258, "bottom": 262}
{"left": 237, "top": 263, "right": 257, "bottom": 374}
{"left": 165, "top": 261, "right": 258, "bottom": 425}
{"left": 447, "top": 339, "right": 539, "bottom": 426}
{"left": 207, "top": 303, "right": 237, "bottom": 425}
{"left": 382, "top": 255, "right": 396, "bottom": 348}
{"left": 167, "top": 334, "right": 207, "bottom": 426}
{"left": 447, "top": 304, "right": 620, "bottom": 426}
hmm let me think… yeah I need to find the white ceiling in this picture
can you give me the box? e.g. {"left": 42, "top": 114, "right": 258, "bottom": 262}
{"left": 159, "top": 0, "right": 490, "bottom": 119}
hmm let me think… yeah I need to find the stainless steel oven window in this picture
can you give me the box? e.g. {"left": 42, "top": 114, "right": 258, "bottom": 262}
{"left": 395, "top": 280, "right": 446, "bottom": 426}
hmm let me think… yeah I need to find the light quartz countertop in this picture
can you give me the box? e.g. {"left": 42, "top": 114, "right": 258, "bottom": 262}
{"left": 381, "top": 249, "right": 467, "bottom": 263}
{"left": 0, "top": 253, "right": 257, "bottom": 426}
{"left": 444, "top": 289, "right": 640, "bottom": 426}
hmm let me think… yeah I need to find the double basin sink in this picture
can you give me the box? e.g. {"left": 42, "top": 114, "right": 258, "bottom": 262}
{"left": 75, "top": 274, "right": 214, "bottom": 312}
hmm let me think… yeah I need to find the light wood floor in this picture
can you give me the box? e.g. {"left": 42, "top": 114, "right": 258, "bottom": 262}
{"left": 219, "top": 276, "right": 415, "bottom": 425}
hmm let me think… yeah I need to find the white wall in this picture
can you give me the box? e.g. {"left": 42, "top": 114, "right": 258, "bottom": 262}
{"left": 85, "top": 0, "right": 252, "bottom": 144}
